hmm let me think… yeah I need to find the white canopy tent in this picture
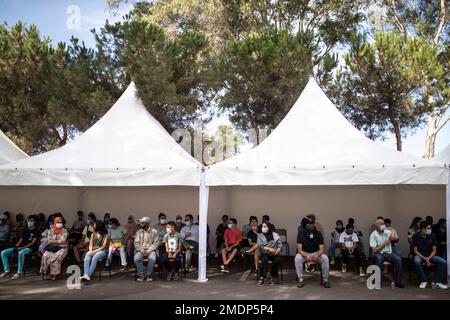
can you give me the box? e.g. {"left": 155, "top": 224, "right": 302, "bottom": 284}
{"left": 0, "top": 129, "right": 28, "bottom": 165}
{"left": 199, "top": 78, "right": 448, "bottom": 282}
{"left": 433, "top": 144, "right": 450, "bottom": 283}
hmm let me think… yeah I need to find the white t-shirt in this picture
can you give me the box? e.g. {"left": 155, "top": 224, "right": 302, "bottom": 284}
{"left": 339, "top": 232, "right": 359, "bottom": 248}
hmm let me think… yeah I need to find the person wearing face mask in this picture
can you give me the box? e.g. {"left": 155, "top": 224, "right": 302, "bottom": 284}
{"left": 80, "top": 221, "right": 110, "bottom": 282}
{"left": 0, "top": 214, "right": 11, "bottom": 251}
{"left": 134, "top": 217, "right": 159, "bottom": 282}
{"left": 39, "top": 214, "right": 55, "bottom": 255}
{"left": 407, "top": 217, "right": 423, "bottom": 246}
{"left": 256, "top": 222, "right": 282, "bottom": 286}
{"left": 432, "top": 218, "right": 446, "bottom": 258}
{"left": 384, "top": 219, "right": 401, "bottom": 257}
{"left": 412, "top": 221, "right": 448, "bottom": 289}
{"left": 175, "top": 215, "right": 185, "bottom": 233}
{"left": 0, "top": 215, "right": 40, "bottom": 280}
{"left": 69, "top": 211, "right": 86, "bottom": 246}
{"left": 105, "top": 218, "right": 127, "bottom": 271}
{"left": 215, "top": 215, "right": 229, "bottom": 258}
{"left": 329, "top": 220, "right": 344, "bottom": 265}
{"left": 162, "top": 221, "right": 182, "bottom": 281}
{"left": 220, "top": 218, "right": 242, "bottom": 273}
{"left": 295, "top": 218, "right": 331, "bottom": 288}
{"left": 124, "top": 215, "right": 138, "bottom": 261}
{"left": 73, "top": 212, "right": 96, "bottom": 265}
{"left": 339, "top": 224, "right": 365, "bottom": 276}
{"left": 153, "top": 212, "right": 167, "bottom": 259}
{"left": 39, "top": 215, "right": 69, "bottom": 280}
{"left": 369, "top": 218, "right": 404, "bottom": 288}
{"left": 180, "top": 214, "right": 199, "bottom": 272}
{"left": 240, "top": 216, "right": 260, "bottom": 274}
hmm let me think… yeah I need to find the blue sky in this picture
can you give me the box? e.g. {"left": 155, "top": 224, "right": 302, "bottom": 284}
{"left": 1, "top": 0, "right": 449, "bottom": 157}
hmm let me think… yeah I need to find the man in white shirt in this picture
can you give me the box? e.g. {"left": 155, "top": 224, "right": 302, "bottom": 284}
{"left": 180, "top": 214, "right": 199, "bottom": 271}
{"left": 339, "top": 224, "right": 364, "bottom": 276}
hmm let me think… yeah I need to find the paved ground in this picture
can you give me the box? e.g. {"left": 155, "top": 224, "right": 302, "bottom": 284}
{"left": 1, "top": 258, "right": 449, "bottom": 300}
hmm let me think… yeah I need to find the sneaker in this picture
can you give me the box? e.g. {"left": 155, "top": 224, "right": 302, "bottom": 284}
{"left": 137, "top": 276, "right": 145, "bottom": 282}
{"left": 323, "top": 281, "right": 331, "bottom": 288}
{"left": 419, "top": 282, "right": 427, "bottom": 289}
{"left": 146, "top": 275, "right": 154, "bottom": 282}
{"left": 214, "top": 253, "right": 219, "bottom": 258}
{"left": 341, "top": 264, "right": 347, "bottom": 273}
{"left": 330, "top": 259, "right": 335, "bottom": 265}
{"left": 257, "top": 278, "right": 264, "bottom": 287}
{"left": 0, "top": 272, "right": 11, "bottom": 279}
{"left": 267, "top": 277, "right": 275, "bottom": 286}
{"left": 80, "top": 274, "right": 90, "bottom": 281}
{"left": 435, "top": 283, "right": 448, "bottom": 290}
{"left": 120, "top": 265, "right": 128, "bottom": 271}
{"left": 167, "top": 274, "right": 173, "bottom": 281}
{"left": 173, "top": 274, "right": 179, "bottom": 281}
{"left": 297, "top": 278, "right": 304, "bottom": 288}
{"left": 11, "top": 272, "right": 24, "bottom": 280}
{"left": 394, "top": 282, "right": 405, "bottom": 288}
{"left": 359, "top": 267, "right": 365, "bottom": 277}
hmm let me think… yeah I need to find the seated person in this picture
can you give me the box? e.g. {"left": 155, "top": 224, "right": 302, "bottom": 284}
{"left": 294, "top": 218, "right": 331, "bottom": 288}
{"left": 348, "top": 218, "right": 366, "bottom": 259}
{"left": 215, "top": 215, "right": 229, "bottom": 258}
{"left": 408, "top": 217, "right": 423, "bottom": 247}
{"left": 153, "top": 212, "right": 167, "bottom": 259}
{"left": 256, "top": 222, "right": 282, "bottom": 286}
{"left": 134, "top": 217, "right": 159, "bottom": 282}
{"left": 0, "top": 214, "right": 40, "bottom": 280}
{"left": 180, "top": 214, "right": 199, "bottom": 272}
{"left": 412, "top": 220, "right": 448, "bottom": 289}
{"left": 0, "top": 213, "right": 11, "bottom": 251}
{"left": 339, "top": 224, "right": 364, "bottom": 276}
{"left": 384, "top": 218, "right": 401, "bottom": 256}
{"left": 329, "top": 220, "right": 344, "bottom": 265}
{"left": 220, "top": 218, "right": 242, "bottom": 273}
{"left": 241, "top": 216, "right": 255, "bottom": 247}
{"left": 369, "top": 218, "right": 404, "bottom": 288}
{"left": 9, "top": 213, "right": 26, "bottom": 245}
{"left": 106, "top": 218, "right": 127, "bottom": 270}
{"left": 162, "top": 221, "right": 182, "bottom": 281}
{"left": 68, "top": 210, "right": 86, "bottom": 245}
{"left": 175, "top": 215, "right": 185, "bottom": 233}
{"left": 124, "top": 215, "right": 139, "bottom": 261}
{"left": 73, "top": 213, "right": 96, "bottom": 265}
{"left": 432, "top": 219, "right": 446, "bottom": 258}
{"left": 241, "top": 216, "right": 260, "bottom": 274}
{"left": 39, "top": 214, "right": 59, "bottom": 255}
{"left": 40, "top": 215, "right": 69, "bottom": 280}
{"left": 80, "top": 221, "right": 110, "bottom": 282}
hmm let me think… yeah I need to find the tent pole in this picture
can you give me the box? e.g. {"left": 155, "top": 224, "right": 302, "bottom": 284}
{"left": 197, "top": 168, "right": 209, "bottom": 282}
{"left": 446, "top": 172, "right": 450, "bottom": 285}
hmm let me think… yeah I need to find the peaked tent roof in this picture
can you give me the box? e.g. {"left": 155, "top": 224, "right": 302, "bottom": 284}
{"left": 206, "top": 79, "right": 448, "bottom": 186}
{"left": 434, "top": 144, "right": 450, "bottom": 165}
{"left": 0, "top": 129, "right": 28, "bottom": 165}
{"left": 0, "top": 82, "right": 201, "bottom": 186}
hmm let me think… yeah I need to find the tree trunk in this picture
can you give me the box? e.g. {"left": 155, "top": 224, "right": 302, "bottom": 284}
{"left": 393, "top": 122, "right": 402, "bottom": 151}
{"left": 423, "top": 113, "right": 438, "bottom": 159}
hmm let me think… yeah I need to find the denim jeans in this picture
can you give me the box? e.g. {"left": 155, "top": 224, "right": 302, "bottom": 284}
{"left": 83, "top": 250, "right": 107, "bottom": 277}
{"left": 1, "top": 247, "right": 32, "bottom": 273}
{"left": 106, "top": 246, "right": 127, "bottom": 267}
{"left": 414, "top": 255, "right": 447, "bottom": 283}
{"left": 163, "top": 252, "right": 181, "bottom": 273}
{"left": 372, "top": 252, "right": 403, "bottom": 284}
{"left": 329, "top": 241, "right": 339, "bottom": 259}
{"left": 134, "top": 250, "right": 156, "bottom": 276}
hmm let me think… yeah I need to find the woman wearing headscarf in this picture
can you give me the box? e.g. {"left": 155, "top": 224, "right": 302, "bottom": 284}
{"left": 40, "top": 215, "right": 69, "bottom": 280}
{"left": 256, "top": 222, "right": 282, "bottom": 287}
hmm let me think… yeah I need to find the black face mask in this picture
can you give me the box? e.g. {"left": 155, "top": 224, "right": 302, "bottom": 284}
{"left": 305, "top": 225, "right": 315, "bottom": 232}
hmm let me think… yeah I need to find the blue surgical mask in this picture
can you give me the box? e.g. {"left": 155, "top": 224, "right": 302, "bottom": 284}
{"left": 426, "top": 229, "right": 432, "bottom": 235}
{"left": 228, "top": 223, "right": 233, "bottom": 229}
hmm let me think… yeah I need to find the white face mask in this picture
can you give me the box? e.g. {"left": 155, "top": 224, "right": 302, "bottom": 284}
{"left": 426, "top": 229, "right": 432, "bottom": 235}
{"left": 380, "top": 224, "right": 386, "bottom": 232}
{"left": 160, "top": 219, "right": 166, "bottom": 224}
{"left": 262, "top": 227, "right": 269, "bottom": 234}
{"left": 166, "top": 227, "right": 171, "bottom": 233}
{"left": 176, "top": 219, "right": 182, "bottom": 224}
{"left": 49, "top": 224, "right": 54, "bottom": 229}
{"left": 27, "top": 221, "right": 35, "bottom": 229}
{"left": 56, "top": 223, "right": 63, "bottom": 229}
{"left": 185, "top": 220, "right": 191, "bottom": 226}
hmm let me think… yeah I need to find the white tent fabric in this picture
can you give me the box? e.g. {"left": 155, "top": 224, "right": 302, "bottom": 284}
{"left": 0, "top": 82, "right": 202, "bottom": 186}
{"left": 434, "top": 144, "right": 450, "bottom": 165}
{"left": 206, "top": 79, "right": 448, "bottom": 186}
{"left": 0, "top": 129, "right": 28, "bottom": 165}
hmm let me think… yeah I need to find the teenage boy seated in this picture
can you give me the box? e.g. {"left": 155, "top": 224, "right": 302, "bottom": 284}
{"left": 339, "top": 224, "right": 364, "bottom": 276}
{"left": 220, "top": 218, "right": 242, "bottom": 273}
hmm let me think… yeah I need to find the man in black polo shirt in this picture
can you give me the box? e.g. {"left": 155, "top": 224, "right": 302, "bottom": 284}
{"left": 412, "top": 220, "right": 448, "bottom": 289}
{"left": 294, "top": 218, "right": 330, "bottom": 288}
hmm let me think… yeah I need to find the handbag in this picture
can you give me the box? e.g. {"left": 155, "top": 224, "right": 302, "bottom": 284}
{"left": 44, "top": 244, "right": 60, "bottom": 253}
